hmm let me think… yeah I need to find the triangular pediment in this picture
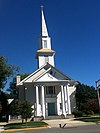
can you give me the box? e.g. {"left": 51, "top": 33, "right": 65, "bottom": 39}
{"left": 35, "top": 72, "right": 58, "bottom": 82}
{"left": 34, "top": 65, "right": 71, "bottom": 82}
{"left": 17, "top": 63, "right": 73, "bottom": 85}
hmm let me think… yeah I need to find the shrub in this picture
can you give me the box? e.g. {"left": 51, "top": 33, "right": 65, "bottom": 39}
{"left": 82, "top": 99, "right": 99, "bottom": 114}
{"left": 73, "top": 111, "right": 83, "bottom": 118}
{"left": 85, "top": 110, "right": 94, "bottom": 115}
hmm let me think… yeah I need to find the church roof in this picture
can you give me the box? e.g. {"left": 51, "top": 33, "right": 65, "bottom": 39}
{"left": 17, "top": 63, "right": 77, "bottom": 86}
{"left": 37, "top": 48, "right": 55, "bottom": 53}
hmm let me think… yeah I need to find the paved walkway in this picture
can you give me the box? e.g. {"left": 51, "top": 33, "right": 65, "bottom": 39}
{"left": 43, "top": 118, "right": 95, "bottom": 128}
{"left": 0, "top": 122, "right": 7, "bottom": 132}
{"left": 0, "top": 118, "right": 95, "bottom": 132}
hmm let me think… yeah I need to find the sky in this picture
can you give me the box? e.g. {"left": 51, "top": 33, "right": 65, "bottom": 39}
{"left": 0, "top": 0, "right": 100, "bottom": 90}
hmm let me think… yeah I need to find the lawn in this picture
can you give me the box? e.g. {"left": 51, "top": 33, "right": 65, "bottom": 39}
{"left": 76, "top": 116, "right": 100, "bottom": 123}
{"left": 4, "top": 121, "right": 48, "bottom": 130}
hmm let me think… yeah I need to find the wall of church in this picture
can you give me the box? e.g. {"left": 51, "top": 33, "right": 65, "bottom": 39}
{"left": 49, "top": 56, "right": 54, "bottom": 66}
{"left": 38, "top": 56, "right": 46, "bottom": 67}
{"left": 18, "top": 86, "right": 25, "bottom": 101}
{"left": 25, "top": 84, "right": 36, "bottom": 104}
{"left": 18, "top": 84, "right": 76, "bottom": 117}
{"left": 18, "top": 84, "right": 36, "bottom": 116}
{"left": 38, "top": 56, "right": 54, "bottom": 68}
{"left": 68, "top": 85, "right": 76, "bottom": 112}
{"left": 57, "top": 91, "right": 62, "bottom": 115}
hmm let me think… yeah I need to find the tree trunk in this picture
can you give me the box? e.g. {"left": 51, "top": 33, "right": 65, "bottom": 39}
{"left": 22, "top": 118, "right": 24, "bottom": 123}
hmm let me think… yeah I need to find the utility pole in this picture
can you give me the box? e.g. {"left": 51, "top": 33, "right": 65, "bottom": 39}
{"left": 95, "top": 79, "right": 100, "bottom": 116}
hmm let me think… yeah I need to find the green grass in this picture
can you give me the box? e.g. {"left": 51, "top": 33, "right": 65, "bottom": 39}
{"left": 4, "top": 121, "right": 48, "bottom": 130}
{"left": 76, "top": 116, "right": 100, "bottom": 123}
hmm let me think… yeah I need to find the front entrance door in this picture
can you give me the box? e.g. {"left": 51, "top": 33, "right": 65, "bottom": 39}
{"left": 48, "top": 103, "right": 56, "bottom": 116}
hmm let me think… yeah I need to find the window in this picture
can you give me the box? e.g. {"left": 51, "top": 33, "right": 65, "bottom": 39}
{"left": 46, "top": 86, "right": 55, "bottom": 94}
{"left": 45, "top": 56, "right": 49, "bottom": 63}
{"left": 60, "top": 103, "right": 62, "bottom": 109}
{"left": 44, "top": 40, "right": 47, "bottom": 48}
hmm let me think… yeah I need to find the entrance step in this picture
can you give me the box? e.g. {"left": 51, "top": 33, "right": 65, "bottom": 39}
{"left": 45, "top": 115, "right": 74, "bottom": 120}
{"left": 66, "top": 114, "right": 74, "bottom": 118}
{"left": 45, "top": 115, "right": 65, "bottom": 120}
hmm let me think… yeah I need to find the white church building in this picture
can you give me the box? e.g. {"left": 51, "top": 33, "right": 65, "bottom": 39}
{"left": 16, "top": 7, "right": 77, "bottom": 119}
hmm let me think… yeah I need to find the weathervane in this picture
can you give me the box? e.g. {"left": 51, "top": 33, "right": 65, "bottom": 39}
{"left": 41, "top": 5, "right": 44, "bottom": 11}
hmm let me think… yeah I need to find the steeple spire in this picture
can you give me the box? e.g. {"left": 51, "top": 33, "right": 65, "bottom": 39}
{"left": 41, "top": 5, "right": 48, "bottom": 37}
{"left": 36, "top": 6, "right": 55, "bottom": 68}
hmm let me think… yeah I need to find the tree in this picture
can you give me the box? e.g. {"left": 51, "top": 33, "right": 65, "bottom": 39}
{"left": 0, "top": 56, "right": 19, "bottom": 90}
{"left": 20, "top": 101, "right": 32, "bottom": 122}
{"left": 9, "top": 100, "right": 20, "bottom": 117}
{"left": 0, "top": 56, "right": 19, "bottom": 121}
{"left": 82, "top": 99, "right": 99, "bottom": 114}
{"left": 9, "top": 100, "right": 32, "bottom": 123}
{"left": 0, "top": 91, "right": 8, "bottom": 120}
{"left": 75, "top": 82, "right": 97, "bottom": 112}
{"left": 0, "top": 101, "right": 2, "bottom": 115}
{"left": 7, "top": 73, "right": 29, "bottom": 97}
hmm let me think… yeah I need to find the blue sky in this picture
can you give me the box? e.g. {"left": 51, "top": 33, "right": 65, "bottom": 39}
{"left": 0, "top": 0, "right": 100, "bottom": 89}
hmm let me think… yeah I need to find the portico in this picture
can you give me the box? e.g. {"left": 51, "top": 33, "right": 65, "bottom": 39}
{"left": 32, "top": 79, "right": 73, "bottom": 118}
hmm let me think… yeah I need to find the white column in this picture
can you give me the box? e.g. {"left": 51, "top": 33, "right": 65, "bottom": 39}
{"left": 36, "top": 86, "right": 39, "bottom": 116}
{"left": 41, "top": 86, "right": 45, "bottom": 118}
{"left": 9, "top": 115, "right": 11, "bottom": 121}
{"left": 64, "top": 86, "right": 68, "bottom": 115}
{"left": 61, "top": 85, "right": 66, "bottom": 116}
{"left": 66, "top": 85, "right": 71, "bottom": 114}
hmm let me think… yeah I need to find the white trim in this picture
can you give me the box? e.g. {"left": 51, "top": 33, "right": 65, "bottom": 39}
{"left": 36, "top": 86, "right": 40, "bottom": 116}
{"left": 17, "top": 63, "right": 48, "bottom": 85}
{"left": 66, "top": 85, "right": 71, "bottom": 114}
{"left": 61, "top": 85, "right": 66, "bottom": 116}
{"left": 41, "top": 86, "right": 45, "bottom": 118}
{"left": 17, "top": 63, "right": 77, "bottom": 86}
{"left": 64, "top": 86, "right": 68, "bottom": 114}
{"left": 33, "top": 67, "right": 51, "bottom": 81}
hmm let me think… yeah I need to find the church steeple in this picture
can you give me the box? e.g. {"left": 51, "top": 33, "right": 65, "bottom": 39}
{"left": 41, "top": 6, "right": 48, "bottom": 37}
{"left": 36, "top": 6, "right": 55, "bottom": 68}
{"left": 38, "top": 6, "right": 51, "bottom": 50}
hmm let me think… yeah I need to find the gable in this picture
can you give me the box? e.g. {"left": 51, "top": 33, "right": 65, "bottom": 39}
{"left": 36, "top": 72, "right": 58, "bottom": 81}
{"left": 34, "top": 66, "right": 71, "bottom": 82}
{"left": 17, "top": 63, "right": 73, "bottom": 85}
{"left": 26, "top": 68, "right": 46, "bottom": 82}
{"left": 17, "top": 64, "right": 48, "bottom": 85}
